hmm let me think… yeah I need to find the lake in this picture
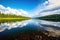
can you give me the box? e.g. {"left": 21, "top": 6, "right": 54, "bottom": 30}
{"left": 0, "top": 19, "right": 60, "bottom": 40}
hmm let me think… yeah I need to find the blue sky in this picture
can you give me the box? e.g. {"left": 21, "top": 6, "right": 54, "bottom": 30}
{"left": 0, "top": 0, "right": 47, "bottom": 11}
{"left": 0, "top": 0, "right": 59, "bottom": 17}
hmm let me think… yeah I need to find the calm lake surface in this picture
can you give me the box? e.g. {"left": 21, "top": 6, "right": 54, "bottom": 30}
{"left": 0, "top": 19, "right": 60, "bottom": 40}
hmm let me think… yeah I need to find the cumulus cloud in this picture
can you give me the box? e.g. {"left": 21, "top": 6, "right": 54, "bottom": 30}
{"left": 33, "top": 0, "right": 60, "bottom": 16}
{"left": 0, "top": 5, "right": 5, "bottom": 9}
{"left": 0, "top": 0, "right": 60, "bottom": 17}
{"left": 42, "top": 0, "right": 60, "bottom": 12}
{"left": 0, "top": 5, "right": 31, "bottom": 17}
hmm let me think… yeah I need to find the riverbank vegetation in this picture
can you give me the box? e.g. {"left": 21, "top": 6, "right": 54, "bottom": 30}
{"left": 0, "top": 12, "right": 31, "bottom": 23}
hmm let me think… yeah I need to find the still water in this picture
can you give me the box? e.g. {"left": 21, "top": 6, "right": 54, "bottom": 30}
{"left": 0, "top": 19, "right": 60, "bottom": 40}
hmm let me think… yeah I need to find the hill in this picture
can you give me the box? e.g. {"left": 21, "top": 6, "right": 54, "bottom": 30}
{"left": 37, "top": 14, "right": 60, "bottom": 22}
{"left": 0, "top": 12, "right": 30, "bottom": 23}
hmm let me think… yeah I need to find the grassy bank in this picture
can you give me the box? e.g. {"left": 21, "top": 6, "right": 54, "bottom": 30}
{"left": 0, "top": 18, "right": 30, "bottom": 23}
{"left": 0, "top": 12, "right": 31, "bottom": 23}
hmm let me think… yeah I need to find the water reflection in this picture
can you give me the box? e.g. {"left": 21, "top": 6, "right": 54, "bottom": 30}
{"left": 0, "top": 19, "right": 60, "bottom": 37}
{"left": 0, "top": 20, "right": 30, "bottom": 32}
{"left": 35, "top": 20, "right": 60, "bottom": 37}
{"left": 35, "top": 20, "right": 60, "bottom": 27}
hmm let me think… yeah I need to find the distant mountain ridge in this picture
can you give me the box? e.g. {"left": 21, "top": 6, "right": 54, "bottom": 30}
{"left": 37, "top": 14, "right": 60, "bottom": 22}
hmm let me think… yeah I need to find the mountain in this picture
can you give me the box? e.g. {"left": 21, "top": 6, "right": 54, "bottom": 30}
{"left": 37, "top": 14, "right": 60, "bottom": 22}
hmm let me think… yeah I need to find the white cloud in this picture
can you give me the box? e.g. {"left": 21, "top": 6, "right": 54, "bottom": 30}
{"left": 33, "top": 0, "right": 60, "bottom": 17}
{"left": 0, "top": 0, "right": 60, "bottom": 17}
{"left": 0, "top": 5, "right": 5, "bottom": 9}
{"left": 0, "top": 4, "right": 32, "bottom": 17}
{"left": 43, "top": 0, "right": 60, "bottom": 11}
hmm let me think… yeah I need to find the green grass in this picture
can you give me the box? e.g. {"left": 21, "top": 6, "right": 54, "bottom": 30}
{"left": 0, "top": 12, "right": 31, "bottom": 23}
{"left": 0, "top": 18, "right": 30, "bottom": 23}
{"left": 37, "top": 14, "right": 60, "bottom": 22}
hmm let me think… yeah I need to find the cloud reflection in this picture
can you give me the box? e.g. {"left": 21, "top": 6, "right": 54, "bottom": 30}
{"left": 35, "top": 20, "right": 60, "bottom": 37}
{"left": 45, "top": 27, "right": 60, "bottom": 37}
{"left": 0, "top": 19, "right": 60, "bottom": 37}
{"left": 0, "top": 20, "right": 29, "bottom": 32}
{"left": 35, "top": 20, "right": 60, "bottom": 27}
